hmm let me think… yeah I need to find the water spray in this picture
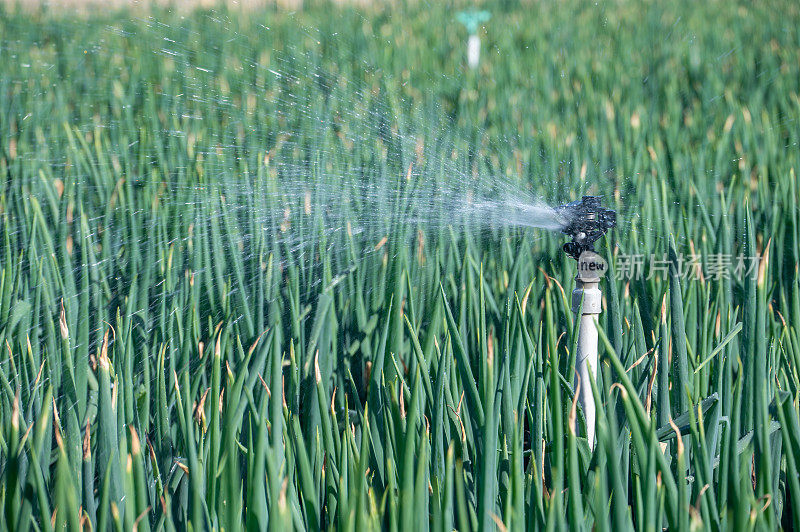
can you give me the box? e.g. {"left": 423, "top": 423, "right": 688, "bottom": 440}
{"left": 457, "top": 10, "right": 491, "bottom": 69}
{"left": 555, "top": 196, "right": 616, "bottom": 448}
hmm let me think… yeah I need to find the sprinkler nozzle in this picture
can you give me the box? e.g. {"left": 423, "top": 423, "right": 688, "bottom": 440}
{"left": 456, "top": 10, "right": 491, "bottom": 35}
{"left": 556, "top": 196, "right": 616, "bottom": 260}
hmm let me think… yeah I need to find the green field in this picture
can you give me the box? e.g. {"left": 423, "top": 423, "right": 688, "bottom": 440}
{"left": 2, "top": 0, "right": 800, "bottom": 530}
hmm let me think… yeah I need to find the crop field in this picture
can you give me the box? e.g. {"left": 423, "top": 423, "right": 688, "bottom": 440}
{"left": 2, "top": 0, "right": 800, "bottom": 530}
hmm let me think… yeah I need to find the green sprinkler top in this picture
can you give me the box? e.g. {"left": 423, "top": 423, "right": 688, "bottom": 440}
{"left": 456, "top": 10, "right": 491, "bottom": 35}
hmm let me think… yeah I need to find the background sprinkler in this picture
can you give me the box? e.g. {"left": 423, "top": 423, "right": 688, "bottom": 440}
{"left": 457, "top": 10, "right": 491, "bottom": 69}
{"left": 556, "top": 196, "right": 616, "bottom": 447}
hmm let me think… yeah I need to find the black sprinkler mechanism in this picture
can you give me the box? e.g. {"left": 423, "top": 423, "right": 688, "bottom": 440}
{"left": 556, "top": 196, "right": 617, "bottom": 260}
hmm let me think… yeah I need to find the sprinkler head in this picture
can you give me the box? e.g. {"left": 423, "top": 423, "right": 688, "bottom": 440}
{"left": 556, "top": 196, "right": 616, "bottom": 260}
{"left": 457, "top": 10, "right": 491, "bottom": 35}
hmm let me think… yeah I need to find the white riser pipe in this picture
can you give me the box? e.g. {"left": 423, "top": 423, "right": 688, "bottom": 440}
{"left": 572, "top": 275, "right": 602, "bottom": 448}
{"left": 467, "top": 34, "right": 481, "bottom": 69}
